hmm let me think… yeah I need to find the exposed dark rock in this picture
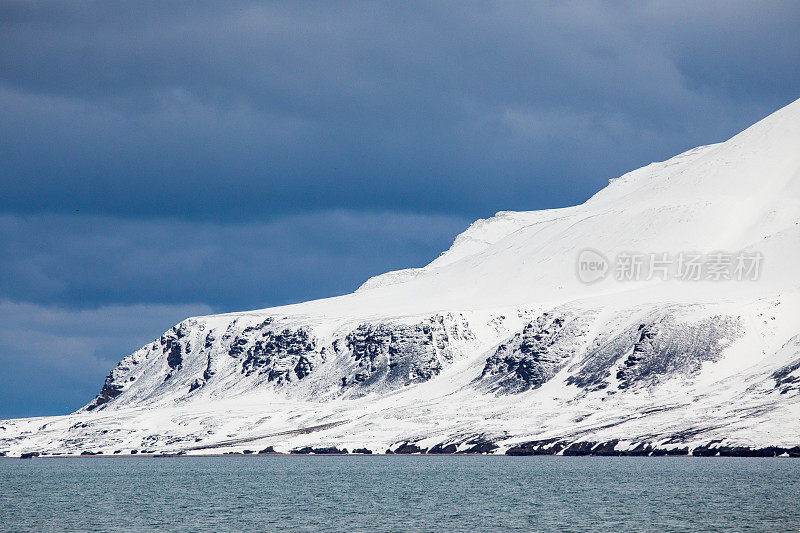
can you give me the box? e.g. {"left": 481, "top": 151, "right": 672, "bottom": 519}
{"left": 294, "top": 356, "right": 313, "bottom": 380}
{"left": 130, "top": 449, "right": 138, "bottom": 455}
{"left": 228, "top": 337, "right": 249, "bottom": 358}
{"left": 568, "top": 312, "right": 742, "bottom": 391}
{"left": 188, "top": 379, "right": 204, "bottom": 393}
{"left": 204, "top": 332, "right": 215, "bottom": 349}
{"left": 772, "top": 357, "right": 800, "bottom": 393}
{"left": 242, "top": 450, "right": 255, "bottom": 454}
{"left": 352, "top": 448, "right": 373, "bottom": 454}
{"left": 86, "top": 371, "right": 124, "bottom": 411}
{"left": 239, "top": 328, "right": 318, "bottom": 384}
{"left": 241, "top": 318, "right": 273, "bottom": 335}
{"left": 618, "top": 442, "right": 653, "bottom": 456}
{"left": 615, "top": 325, "right": 655, "bottom": 387}
{"left": 86, "top": 322, "right": 197, "bottom": 410}
{"left": 645, "top": 447, "right": 688, "bottom": 456}
{"left": 113, "top": 450, "right": 122, "bottom": 454}
{"left": 460, "top": 440, "right": 498, "bottom": 454}
{"left": 591, "top": 440, "right": 621, "bottom": 456}
{"left": 562, "top": 441, "right": 597, "bottom": 456}
{"left": 691, "top": 444, "right": 720, "bottom": 456}
{"left": 258, "top": 446, "right": 276, "bottom": 454}
{"left": 344, "top": 315, "right": 470, "bottom": 392}
{"left": 290, "top": 447, "right": 314, "bottom": 455}
{"left": 311, "top": 447, "right": 348, "bottom": 454}
{"left": 717, "top": 446, "right": 787, "bottom": 457}
{"left": 759, "top": 446, "right": 789, "bottom": 457}
{"left": 715, "top": 446, "right": 748, "bottom": 457}
{"left": 427, "top": 443, "right": 458, "bottom": 454}
{"left": 393, "top": 443, "right": 426, "bottom": 454}
{"left": 20, "top": 452, "right": 39, "bottom": 459}
{"left": 81, "top": 451, "right": 97, "bottom": 456}
{"left": 508, "top": 439, "right": 647, "bottom": 456}
{"left": 165, "top": 336, "right": 183, "bottom": 370}
{"left": 505, "top": 446, "right": 539, "bottom": 456}
{"left": 478, "top": 312, "right": 589, "bottom": 393}
{"left": 188, "top": 354, "right": 216, "bottom": 394}
{"left": 202, "top": 354, "right": 214, "bottom": 381}
{"left": 565, "top": 326, "right": 641, "bottom": 390}
{"left": 506, "top": 439, "right": 564, "bottom": 456}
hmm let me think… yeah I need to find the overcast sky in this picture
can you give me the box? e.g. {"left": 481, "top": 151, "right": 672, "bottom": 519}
{"left": 1, "top": 0, "right": 798, "bottom": 417}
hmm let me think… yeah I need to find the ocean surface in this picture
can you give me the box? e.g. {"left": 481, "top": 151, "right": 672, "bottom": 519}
{"left": 1, "top": 456, "right": 799, "bottom": 532}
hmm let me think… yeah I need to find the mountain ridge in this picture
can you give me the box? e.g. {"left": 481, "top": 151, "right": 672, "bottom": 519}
{"left": 1, "top": 98, "right": 799, "bottom": 457}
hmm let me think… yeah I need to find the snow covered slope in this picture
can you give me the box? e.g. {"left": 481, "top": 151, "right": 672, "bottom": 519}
{"left": 3, "top": 99, "right": 800, "bottom": 457}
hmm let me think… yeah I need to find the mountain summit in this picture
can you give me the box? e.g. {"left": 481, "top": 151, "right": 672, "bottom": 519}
{"left": 3, "top": 99, "right": 800, "bottom": 457}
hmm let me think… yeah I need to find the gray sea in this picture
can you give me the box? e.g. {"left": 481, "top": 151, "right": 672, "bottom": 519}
{"left": 1, "top": 456, "right": 799, "bottom": 532}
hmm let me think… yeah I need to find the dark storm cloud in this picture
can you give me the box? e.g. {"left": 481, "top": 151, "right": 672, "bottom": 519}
{"left": 0, "top": 211, "right": 469, "bottom": 310}
{"left": 1, "top": 1, "right": 798, "bottom": 417}
{"left": 2, "top": 1, "right": 798, "bottom": 220}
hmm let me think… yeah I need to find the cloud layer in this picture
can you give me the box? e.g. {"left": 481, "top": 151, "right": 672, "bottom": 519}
{"left": 2, "top": 1, "right": 798, "bottom": 220}
{"left": 1, "top": 1, "right": 798, "bottom": 416}
{"left": 0, "top": 211, "right": 468, "bottom": 310}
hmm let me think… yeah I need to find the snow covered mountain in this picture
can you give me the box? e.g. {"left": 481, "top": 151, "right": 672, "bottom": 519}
{"left": 3, "top": 98, "right": 800, "bottom": 457}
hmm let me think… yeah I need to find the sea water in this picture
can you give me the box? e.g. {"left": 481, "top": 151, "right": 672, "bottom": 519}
{"left": 1, "top": 455, "right": 799, "bottom": 532}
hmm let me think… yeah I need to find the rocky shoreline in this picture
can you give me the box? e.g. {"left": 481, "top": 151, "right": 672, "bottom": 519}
{"left": 8, "top": 440, "right": 800, "bottom": 459}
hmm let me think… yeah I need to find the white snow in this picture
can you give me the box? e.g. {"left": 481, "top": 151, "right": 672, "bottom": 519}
{"left": 2, "top": 98, "right": 800, "bottom": 457}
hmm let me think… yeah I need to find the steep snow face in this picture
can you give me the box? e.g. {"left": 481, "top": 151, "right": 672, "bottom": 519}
{"left": 2, "top": 98, "right": 800, "bottom": 457}
{"left": 81, "top": 311, "right": 489, "bottom": 412}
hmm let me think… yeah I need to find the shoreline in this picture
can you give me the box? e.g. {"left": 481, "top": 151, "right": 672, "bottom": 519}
{"left": 5, "top": 451, "right": 800, "bottom": 459}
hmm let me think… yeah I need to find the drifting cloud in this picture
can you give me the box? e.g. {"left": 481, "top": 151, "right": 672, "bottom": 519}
{"left": 0, "top": 211, "right": 468, "bottom": 310}
{"left": 1, "top": 1, "right": 798, "bottom": 415}
{"left": 2, "top": 1, "right": 798, "bottom": 220}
